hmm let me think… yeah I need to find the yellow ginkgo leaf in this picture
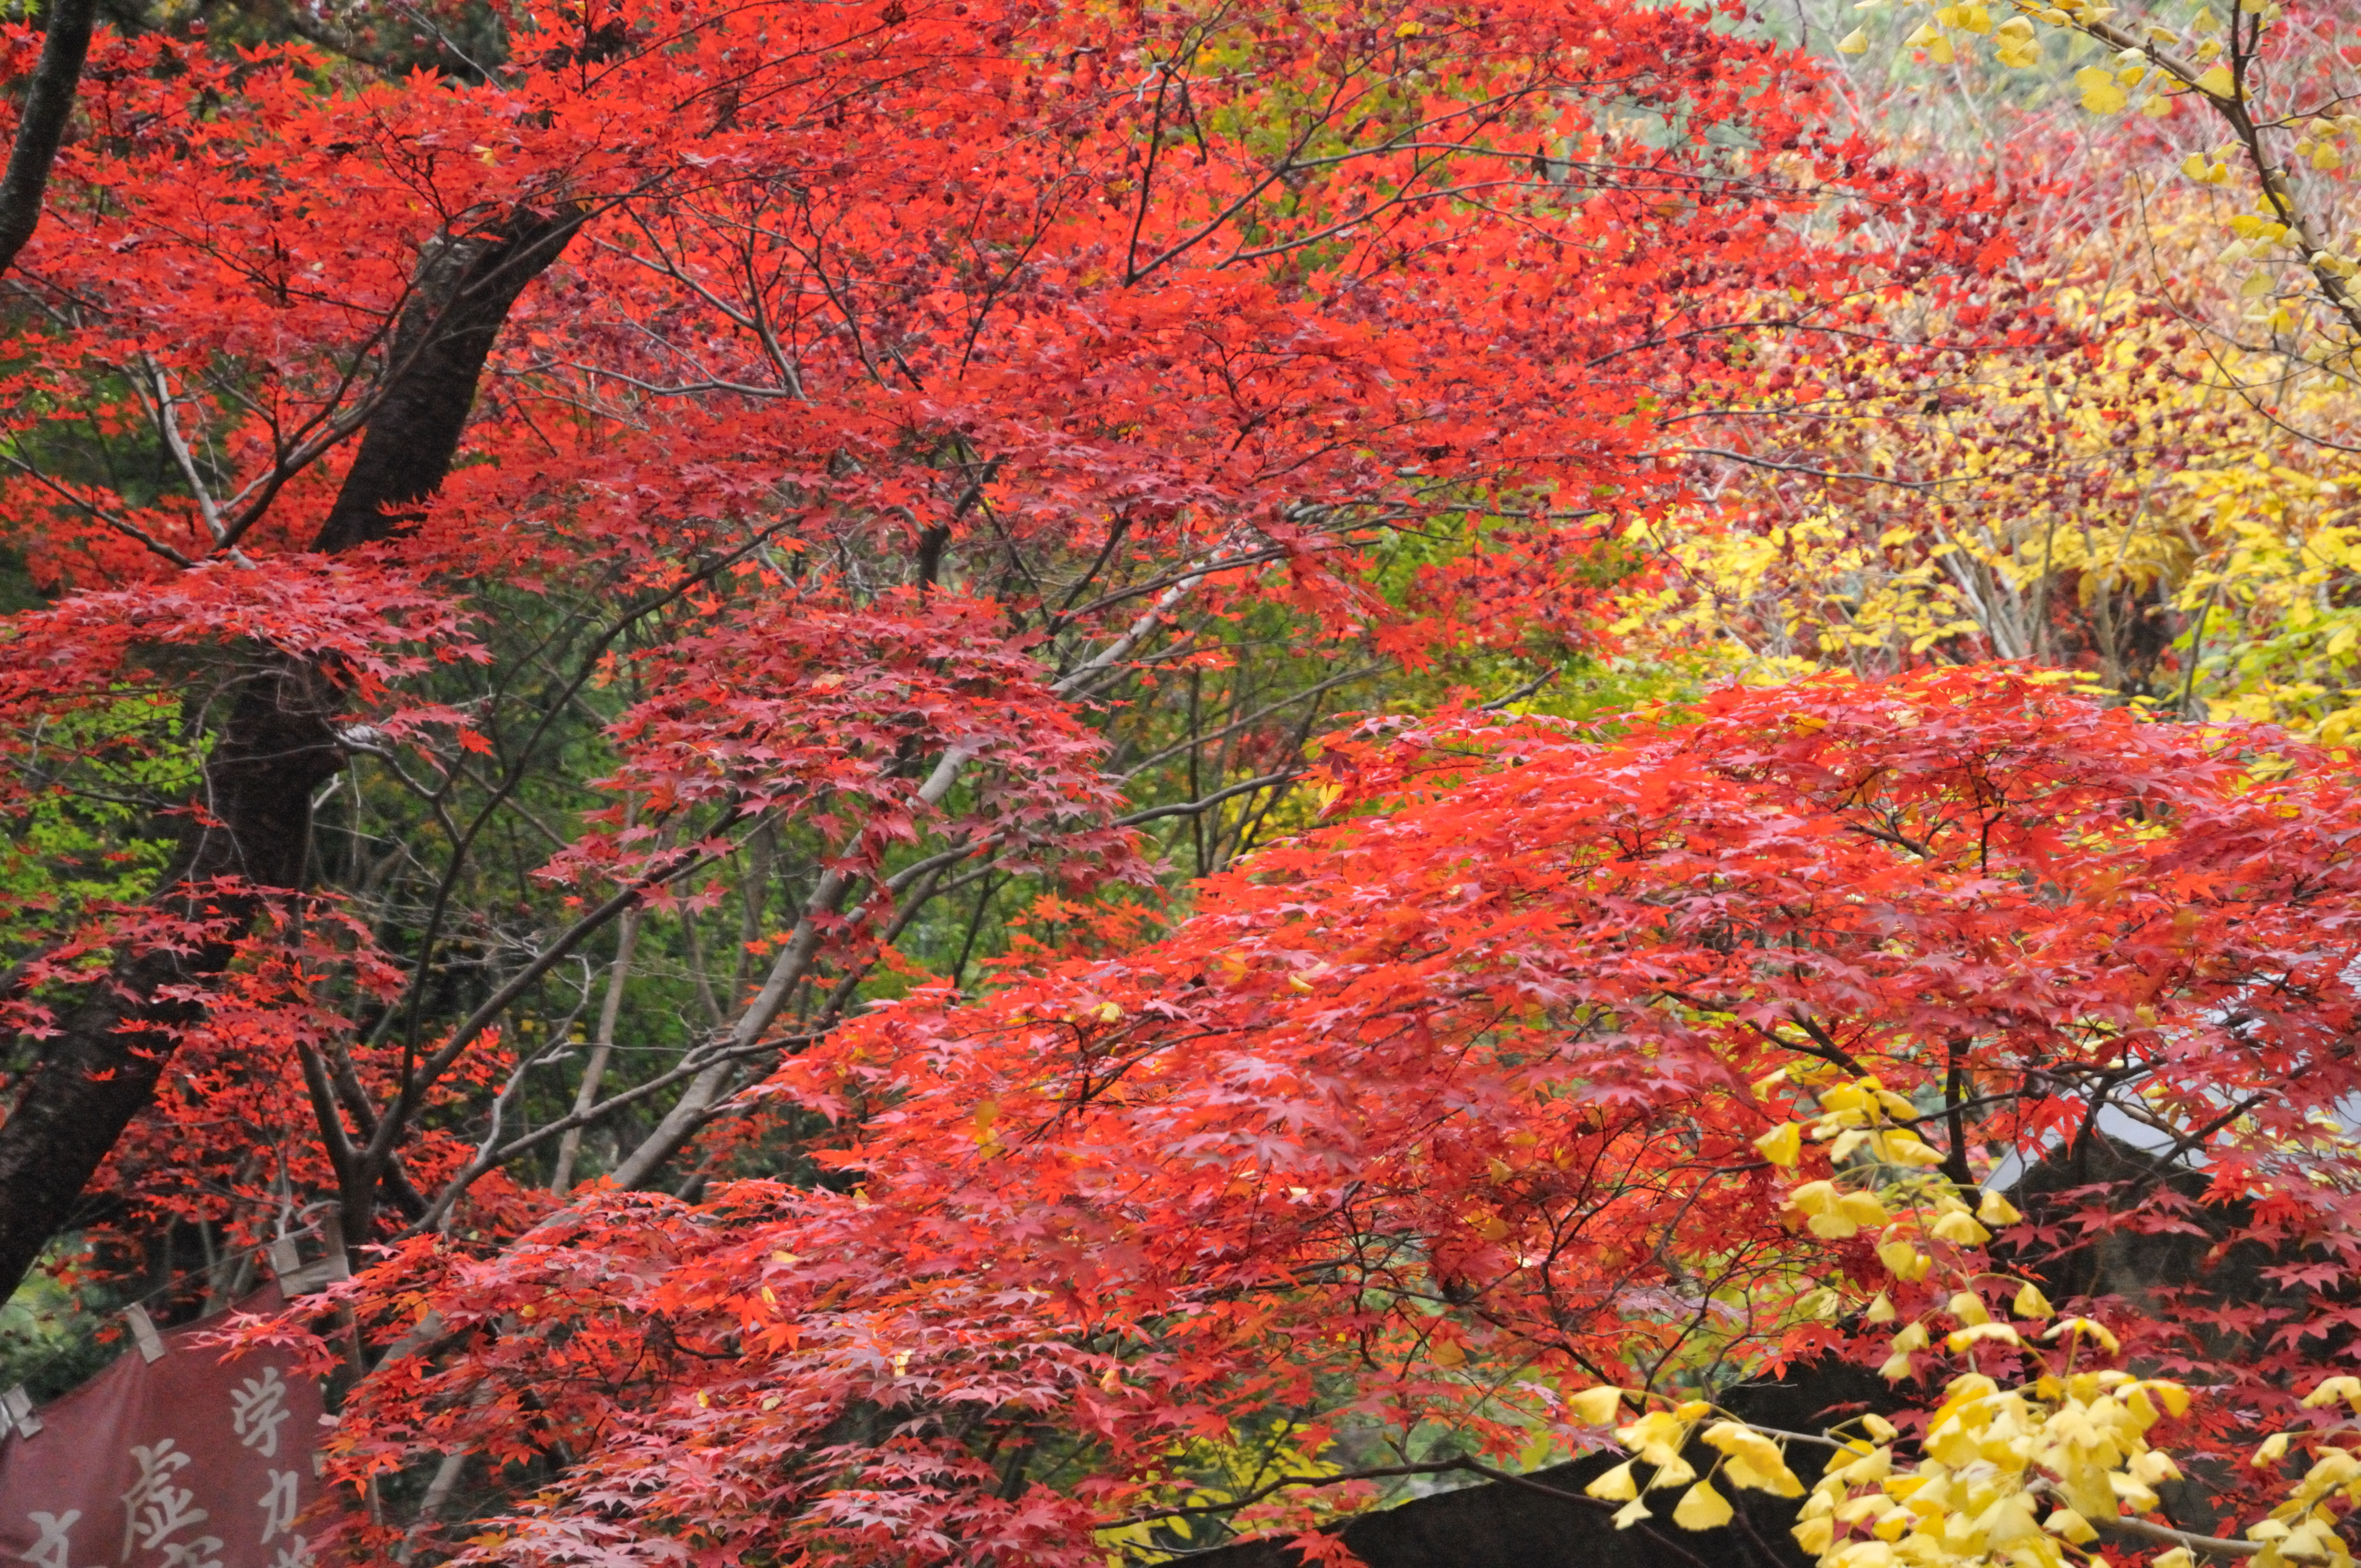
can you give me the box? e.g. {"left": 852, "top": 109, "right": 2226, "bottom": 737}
{"left": 1585, "top": 1460, "right": 1640, "bottom": 1500}
{"left": 1837, "top": 26, "right": 1869, "bottom": 51}
{"left": 1570, "top": 1385, "right": 1625, "bottom": 1426}
{"left": 1944, "top": 1321, "right": 2025, "bottom": 1351}
{"left": 1672, "top": 1480, "right": 1734, "bottom": 1531}
{"left": 2197, "top": 63, "right": 2237, "bottom": 96}
{"left": 1787, "top": 1180, "right": 1840, "bottom": 1215}
{"left": 1876, "top": 1240, "right": 1931, "bottom": 1281}
{"left": 1646, "top": 1454, "right": 1697, "bottom": 1489}
{"left": 1930, "top": 1209, "right": 1991, "bottom": 1245}
{"left": 1837, "top": 1191, "right": 1890, "bottom": 1227}
{"left": 2081, "top": 76, "right": 2129, "bottom": 113}
{"left": 1754, "top": 1122, "right": 1803, "bottom": 1166}
{"left": 1882, "top": 1131, "right": 1946, "bottom": 1167}
{"left": 2044, "top": 1316, "right": 2121, "bottom": 1353}
{"left": 2300, "top": 1375, "right": 2361, "bottom": 1409}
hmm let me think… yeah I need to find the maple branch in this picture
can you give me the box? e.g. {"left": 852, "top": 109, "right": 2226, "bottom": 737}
{"left": 551, "top": 905, "right": 642, "bottom": 1195}
{"left": 406, "top": 1025, "right": 824, "bottom": 1229}
{"left": 346, "top": 519, "right": 817, "bottom": 1232}
{"left": 2094, "top": 1515, "right": 2260, "bottom": 1559}
{"left": 1123, "top": 74, "right": 1557, "bottom": 282}
{"left": 0, "top": 194, "right": 600, "bottom": 1300}
{"left": 1481, "top": 665, "right": 1559, "bottom": 711}
{"left": 1122, "top": 108, "right": 1328, "bottom": 284}
{"left": 1221, "top": 172, "right": 1520, "bottom": 269}
{"left": 142, "top": 360, "right": 232, "bottom": 552}
{"left": 1113, "top": 768, "right": 1299, "bottom": 827}
{"left": 293, "top": 1037, "right": 360, "bottom": 1188}
{"left": 601, "top": 834, "right": 922, "bottom": 1188}
{"left": 0, "top": 456, "right": 196, "bottom": 567}
{"left": 1046, "top": 541, "right": 1289, "bottom": 644}
{"left": 369, "top": 839, "right": 726, "bottom": 1182}
{"left": 603, "top": 542, "right": 1245, "bottom": 1189}
{"left": 366, "top": 516, "right": 796, "bottom": 1059}
{"left": 589, "top": 211, "right": 814, "bottom": 400}
{"left": 417, "top": 1033, "right": 591, "bottom": 1233}
{"left": 441, "top": 1034, "right": 812, "bottom": 1195}
{"left": 1683, "top": 445, "right": 1944, "bottom": 493}
{"left": 0, "top": 0, "right": 96, "bottom": 279}
{"left": 1117, "top": 662, "right": 1384, "bottom": 778}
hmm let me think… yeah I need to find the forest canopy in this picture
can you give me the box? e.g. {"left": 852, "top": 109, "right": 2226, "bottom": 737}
{"left": 0, "top": 0, "right": 2357, "bottom": 1560}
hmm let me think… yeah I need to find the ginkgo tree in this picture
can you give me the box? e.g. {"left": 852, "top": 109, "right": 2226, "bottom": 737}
{"left": 1837, "top": 0, "right": 2361, "bottom": 372}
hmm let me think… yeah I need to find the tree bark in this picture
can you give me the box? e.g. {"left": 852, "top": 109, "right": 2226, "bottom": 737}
{"left": 0, "top": 205, "right": 583, "bottom": 1302}
{"left": 315, "top": 208, "right": 584, "bottom": 553}
{"left": 0, "top": 0, "right": 99, "bottom": 279}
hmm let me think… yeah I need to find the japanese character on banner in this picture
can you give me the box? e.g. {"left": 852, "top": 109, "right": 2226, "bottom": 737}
{"left": 122, "top": 1440, "right": 209, "bottom": 1559}
{"left": 229, "top": 1371, "right": 289, "bottom": 1461}
{"left": 0, "top": 1287, "right": 323, "bottom": 1568}
{"left": 19, "top": 1509, "right": 77, "bottom": 1568}
{"left": 255, "top": 1472, "right": 298, "bottom": 1548}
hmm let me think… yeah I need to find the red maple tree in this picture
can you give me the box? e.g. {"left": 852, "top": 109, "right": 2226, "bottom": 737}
{"left": 0, "top": 0, "right": 2082, "bottom": 1554}
{"left": 303, "top": 665, "right": 2361, "bottom": 1562}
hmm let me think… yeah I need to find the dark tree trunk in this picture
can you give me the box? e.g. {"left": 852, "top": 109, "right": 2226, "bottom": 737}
{"left": 0, "top": 205, "right": 582, "bottom": 1302}
{"left": 314, "top": 208, "right": 585, "bottom": 554}
{"left": 0, "top": 0, "right": 99, "bottom": 279}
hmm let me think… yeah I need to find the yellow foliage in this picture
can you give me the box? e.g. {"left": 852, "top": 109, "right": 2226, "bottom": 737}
{"left": 1593, "top": 1075, "right": 2361, "bottom": 1568}
{"left": 1618, "top": 213, "right": 2361, "bottom": 747}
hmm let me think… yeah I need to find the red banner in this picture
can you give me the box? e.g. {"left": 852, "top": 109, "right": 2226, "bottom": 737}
{"left": 0, "top": 1289, "right": 324, "bottom": 1568}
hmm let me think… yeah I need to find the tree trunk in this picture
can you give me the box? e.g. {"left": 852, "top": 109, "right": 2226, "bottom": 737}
{"left": 0, "top": 205, "right": 582, "bottom": 1302}
{"left": 0, "top": 0, "right": 100, "bottom": 279}
{"left": 315, "top": 208, "right": 585, "bottom": 553}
